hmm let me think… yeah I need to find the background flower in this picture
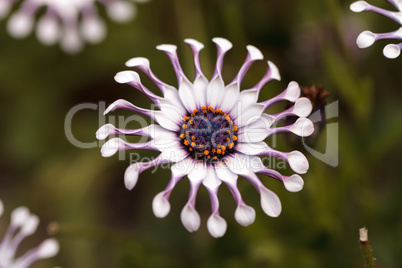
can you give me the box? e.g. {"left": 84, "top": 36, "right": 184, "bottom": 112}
{"left": 0, "top": 199, "right": 59, "bottom": 268}
{"left": 0, "top": 0, "right": 150, "bottom": 53}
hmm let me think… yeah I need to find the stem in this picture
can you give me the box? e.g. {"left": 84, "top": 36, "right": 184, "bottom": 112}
{"left": 359, "top": 227, "right": 376, "bottom": 268}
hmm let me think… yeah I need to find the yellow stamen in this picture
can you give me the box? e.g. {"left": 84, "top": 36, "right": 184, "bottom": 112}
{"left": 191, "top": 142, "right": 196, "bottom": 147}
{"left": 193, "top": 109, "right": 198, "bottom": 114}
{"left": 184, "top": 116, "right": 191, "bottom": 121}
{"left": 208, "top": 106, "right": 213, "bottom": 111}
{"left": 217, "top": 149, "right": 222, "bottom": 154}
{"left": 228, "top": 143, "right": 234, "bottom": 149}
{"left": 180, "top": 134, "right": 185, "bottom": 139}
{"left": 182, "top": 124, "right": 188, "bottom": 129}
{"left": 184, "top": 140, "right": 189, "bottom": 146}
{"left": 202, "top": 106, "right": 207, "bottom": 110}
{"left": 216, "top": 108, "right": 221, "bottom": 113}
{"left": 233, "top": 126, "right": 238, "bottom": 131}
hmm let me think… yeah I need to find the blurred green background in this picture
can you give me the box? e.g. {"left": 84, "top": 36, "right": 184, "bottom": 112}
{"left": 0, "top": 0, "right": 401, "bottom": 267}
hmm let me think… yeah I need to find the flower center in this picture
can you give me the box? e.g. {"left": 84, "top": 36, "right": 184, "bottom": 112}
{"left": 179, "top": 106, "right": 238, "bottom": 163}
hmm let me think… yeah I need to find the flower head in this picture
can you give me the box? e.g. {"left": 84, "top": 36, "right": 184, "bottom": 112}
{"left": 351, "top": 0, "right": 402, "bottom": 58}
{"left": 98, "top": 38, "right": 314, "bottom": 237}
{"left": 0, "top": 0, "right": 149, "bottom": 53}
{"left": 0, "top": 199, "right": 59, "bottom": 268}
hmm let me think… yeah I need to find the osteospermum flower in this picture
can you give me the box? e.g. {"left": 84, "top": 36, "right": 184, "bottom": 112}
{"left": 97, "top": 38, "right": 314, "bottom": 237}
{"left": 0, "top": 199, "right": 59, "bottom": 268}
{"left": 351, "top": 0, "right": 402, "bottom": 58}
{"left": 0, "top": 0, "right": 149, "bottom": 53}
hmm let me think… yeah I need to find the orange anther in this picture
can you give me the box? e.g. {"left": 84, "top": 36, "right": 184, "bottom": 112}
{"left": 184, "top": 140, "right": 189, "bottom": 145}
{"left": 233, "top": 126, "right": 238, "bottom": 132}
{"left": 184, "top": 116, "right": 191, "bottom": 121}
{"left": 191, "top": 142, "right": 196, "bottom": 147}
{"left": 182, "top": 124, "right": 188, "bottom": 129}
{"left": 180, "top": 134, "right": 185, "bottom": 139}
{"left": 191, "top": 136, "right": 196, "bottom": 141}
{"left": 208, "top": 106, "right": 213, "bottom": 111}
{"left": 193, "top": 109, "right": 198, "bottom": 114}
{"left": 202, "top": 106, "right": 207, "bottom": 110}
{"left": 217, "top": 149, "right": 222, "bottom": 154}
{"left": 233, "top": 135, "right": 237, "bottom": 141}
{"left": 228, "top": 143, "right": 234, "bottom": 149}
{"left": 204, "top": 150, "right": 209, "bottom": 155}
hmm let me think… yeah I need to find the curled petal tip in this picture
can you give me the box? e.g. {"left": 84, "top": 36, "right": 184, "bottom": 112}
{"left": 124, "top": 164, "right": 139, "bottom": 190}
{"left": 107, "top": 1, "right": 135, "bottom": 22}
{"left": 207, "top": 215, "right": 227, "bottom": 238}
{"left": 356, "top": 31, "right": 376, "bottom": 48}
{"left": 96, "top": 124, "right": 115, "bottom": 140}
{"left": 184, "top": 38, "right": 204, "bottom": 50}
{"left": 246, "top": 45, "right": 264, "bottom": 60}
{"left": 81, "top": 17, "right": 106, "bottom": 43}
{"left": 293, "top": 98, "right": 313, "bottom": 118}
{"left": 260, "top": 187, "right": 282, "bottom": 217}
{"left": 268, "top": 61, "right": 281, "bottom": 81}
{"left": 101, "top": 138, "right": 124, "bottom": 157}
{"left": 37, "top": 239, "right": 59, "bottom": 258}
{"left": 383, "top": 44, "right": 401, "bottom": 59}
{"left": 350, "top": 1, "right": 369, "bottom": 12}
{"left": 287, "top": 151, "right": 309, "bottom": 174}
{"left": 180, "top": 205, "right": 201, "bottom": 232}
{"left": 212, "top": 37, "right": 233, "bottom": 51}
{"left": 235, "top": 205, "right": 256, "bottom": 226}
{"left": 7, "top": 12, "right": 34, "bottom": 38}
{"left": 284, "top": 81, "right": 301, "bottom": 102}
{"left": 125, "top": 57, "right": 150, "bottom": 68}
{"left": 21, "top": 214, "right": 39, "bottom": 235}
{"left": 291, "top": 118, "right": 314, "bottom": 137}
{"left": 283, "top": 174, "right": 304, "bottom": 192}
{"left": 156, "top": 44, "right": 178, "bottom": 53}
{"left": 152, "top": 192, "right": 171, "bottom": 218}
{"left": 11, "top": 206, "right": 30, "bottom": 227}
{"left": 36, "top": 17, "right": 59, "bottom": 45}
{"left": 114, "top": 70, "right": 141, "bottom": 84}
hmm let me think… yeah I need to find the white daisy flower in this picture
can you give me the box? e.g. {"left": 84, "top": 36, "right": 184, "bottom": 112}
{"left": 97, "top": 38, "right": 314, "bottom": 238}
{"left": 0, "top": 199, "right": 59, "bottom": 268}
{"left": 0, "top": 0, "right": 149, "bottom": 53}
{"left": 351, "top": 0, "right": 402, "bottom": 58}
